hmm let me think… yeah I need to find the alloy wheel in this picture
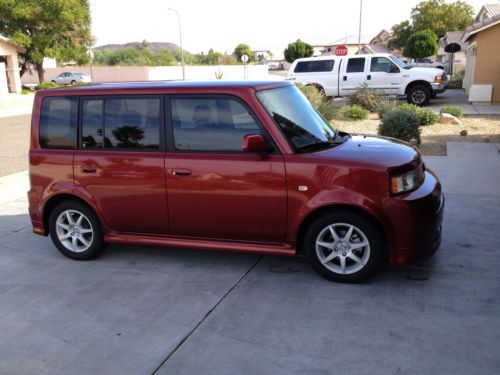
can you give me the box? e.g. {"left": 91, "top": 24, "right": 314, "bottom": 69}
{"left": 55, "top": 210, "right": 94, "bottom": 253}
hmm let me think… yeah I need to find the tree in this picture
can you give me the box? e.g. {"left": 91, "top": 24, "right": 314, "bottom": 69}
{"left": 233, "top": 43, "right": 253, "bottom": 62}
{"left": 0, "top": 0, "right": 94, "bottom": 82}
{"left": 284, "top": 40, "right": 313, "bottom": 63}
{"left": 403, "top": 30, "right": 438, "bottom": 60}
{"left": 388, "top": 21, "right": 413, "bottom": 50}
{"left": 411, "top": 0, "right": 474, "bottom": 39}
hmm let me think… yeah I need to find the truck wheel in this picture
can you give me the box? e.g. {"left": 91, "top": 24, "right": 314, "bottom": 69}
{"left": 304, "top": 211, "right": 383, "bottom": 283}
{"left": 407, "top": 85, "right": 431, "bottom": 106}
{"left": 49, "top": 200, "right": 106, "bottom": 260}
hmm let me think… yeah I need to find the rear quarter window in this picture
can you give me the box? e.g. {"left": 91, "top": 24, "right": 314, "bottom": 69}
{"left": 39, "top": 97, "right": 78, "bottom": 149}
{"left": 294, "top": 60, "right": 335, "bottom": 73}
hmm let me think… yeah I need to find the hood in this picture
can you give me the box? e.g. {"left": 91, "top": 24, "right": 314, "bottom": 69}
{"left": 407, "top": 66, "right": 443, "bottom": 76}
{"left": 313, "top": 135, "right": 420, "bottom": 170}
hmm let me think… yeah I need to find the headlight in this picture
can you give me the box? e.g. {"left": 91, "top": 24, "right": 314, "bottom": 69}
{"left": 391, "top": 166, "right": 423, "bottom": 194}
{"left": 434, "top": 75, "right": 442, "bottom": 84}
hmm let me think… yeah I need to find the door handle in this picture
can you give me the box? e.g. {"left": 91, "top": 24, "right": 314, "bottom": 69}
{"left": 172, "top": 168, "right": 192, "bottom": 176}
{"left": 367, "top": 75, "right": 371, "bottom": 80}
{"left": 343, "top": 76, "right": 347, "bottom": 81}
{"left": 81, "top": 166, "right": 96, "bottom": 173}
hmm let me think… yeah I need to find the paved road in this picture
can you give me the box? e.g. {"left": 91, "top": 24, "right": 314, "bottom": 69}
{"left": 0, "top": 114, "right": 31, "bottom": 177}
{"left": 0, "top": 143, "right": 499, "bottom": 374}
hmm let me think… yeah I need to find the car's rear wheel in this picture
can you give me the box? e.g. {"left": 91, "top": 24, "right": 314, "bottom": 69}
{"left": 407, "top": 84, "right": 431, "bottom": 106}
{"left": 70, "top": 80, "right": 76, "bottom": 85}
{"left": 49, "top": 201, "right": 106, "bottom": 260}
{"left": 51, "top": 80, "right": 56, "bottom": 84}
{"left": 304, "top": 211, "right": 383, "bottom": 283}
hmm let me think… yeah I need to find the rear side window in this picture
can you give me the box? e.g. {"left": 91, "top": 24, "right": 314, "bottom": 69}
{"left": 81, "top": 97, "right": 161, "bottom": 150}
{"left": 346, "top": 58, "right": 366, "bottom": 73}
{"left": 170, "top": 97, "right": 263, "bottom": 152}
{"left": 294, "top": 60, "right": 335, "bottom": 73}
{"left": 40, "top": 97, "right": 78, "bottom": 149}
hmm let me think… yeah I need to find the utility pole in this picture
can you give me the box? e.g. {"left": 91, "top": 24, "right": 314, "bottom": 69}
{"left": 168, "top": 7, "right": 186, "bottom": 80}
{"left": 358, "top": 0, "right": 363, "bottom": 53}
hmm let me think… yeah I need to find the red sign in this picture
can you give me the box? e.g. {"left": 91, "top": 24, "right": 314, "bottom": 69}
{"left": 335, "top": 45, "right": 348, "bottom": 56}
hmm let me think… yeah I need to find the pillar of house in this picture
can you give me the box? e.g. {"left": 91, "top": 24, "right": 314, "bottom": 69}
{"left": 0, "top": 62, "right": 10, "bottom": 104}
{"left": 6, "top": 54, "right": 21, "bottom": 93}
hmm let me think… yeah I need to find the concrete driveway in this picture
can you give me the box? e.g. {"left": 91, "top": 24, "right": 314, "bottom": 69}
{"left": 0, "top": 143, "right": 499, "bottom": 375}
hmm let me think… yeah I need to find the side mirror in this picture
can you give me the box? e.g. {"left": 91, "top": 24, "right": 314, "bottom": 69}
{"left": 242, "top": 134, "right": 269, "bottom": 153}
{"left": 389, "top": 65, "right": 400, "bottom": 73}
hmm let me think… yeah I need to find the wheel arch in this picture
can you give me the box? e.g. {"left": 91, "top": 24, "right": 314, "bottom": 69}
{"left": 295, "top": 204, "right": 389, "bottom": 258}
{"left": 404, "top": 80, "right": 432, "bottom": 94}
{"left": 42, "top": 193, "right": 103, "bottom": 235}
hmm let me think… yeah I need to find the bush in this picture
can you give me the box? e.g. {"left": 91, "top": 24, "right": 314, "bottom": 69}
{"left": 297, "top": 83, "right": 339, "bottom": 121}
{"left": 376, "top": 98, "right": 399, "bottom": 118}
{"left": 440, "top": 105, "right": 463, "bottom": 118}
{"left": 348, "top": 86, "right": 382, "bottom": 112}
{"left": 398, "top": 103, "right": 438, "bottom": 125}
{"left": 316, "top": 101, "right": 338, "bottom": 121}
{"left": 36, "top": 82, "right": 58, "bottom": 90}
{"left": 448, "top": 71, "right": 464, "bottom": 89}
{"left": 21, "top": 89, "right": 31, "bottom": 95}
{"left": 378, "top": 109, "right": 421, "bottom": 145}
{"left": 341, "top": 104, "right": 369, "bottom": 121}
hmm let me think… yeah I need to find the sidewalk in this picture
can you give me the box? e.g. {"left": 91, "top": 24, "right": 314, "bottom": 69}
{"left": 428, "top": 89, "right": 500, "bottom": 116}
{"left": 0, "top": 93, "right": 34, "bottom": 118}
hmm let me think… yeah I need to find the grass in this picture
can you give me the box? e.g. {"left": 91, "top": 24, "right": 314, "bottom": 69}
{"left": 332, "top": 116, "right": 500, "bottom": 156}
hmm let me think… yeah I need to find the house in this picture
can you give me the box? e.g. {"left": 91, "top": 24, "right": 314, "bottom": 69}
{"left": 358, "top": 44, "right": 392, "bottom": 55}
{"left": 370, "top": 29, "right": 392, "bottom": 46}
{"left": 474, "top": 3, "right": 500, "bottom": 22}
{"left": 0, "top": 35, "right": 22, "bottom": 103}
{"left": 462, "top": 7, "right": 500, "bottom": 103}
{"left": 437, "top": 31, "right": 468, "bottom": 74}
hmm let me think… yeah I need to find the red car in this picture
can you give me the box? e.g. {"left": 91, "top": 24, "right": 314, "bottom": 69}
{"left": 28, "top": 81, "right": 444, "bottom": 282}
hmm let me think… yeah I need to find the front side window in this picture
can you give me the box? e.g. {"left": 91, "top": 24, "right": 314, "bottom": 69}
{"left": 171, "top": 97, "right": 263, "bottom": 152}
{"left": 257, "top": 86, "right": 335, "bottom": 151}
{"left": 81, "top": 97, "right": 160, "bottom": 149}
{"left": 40, "top": 97, "right": 78, "bottom": 148}
{"left": 370, "top": 57, "right": 399, "bottom": 73}
{"left": 294, "top": 60, "right": 335, "bottom": 73}
{"left": 346, "top": 58, "right": 366, "bottom": 73}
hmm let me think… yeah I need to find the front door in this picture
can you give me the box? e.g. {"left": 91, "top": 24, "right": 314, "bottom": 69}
{"left": 366, "top": 56, "right": 402, "bottom": 94}
{"left": 74, "top": 96, "right": 169, "bottom": 234}
{"left": 340, "top": 57, "right": 368, "bottom": 96}
{"left": 165, "top": 95, "right": 287, "bottom": 243}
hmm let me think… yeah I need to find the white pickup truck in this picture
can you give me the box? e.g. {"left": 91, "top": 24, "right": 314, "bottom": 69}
{"left": 287, "top": 53, "right": 448, "bottom": 106}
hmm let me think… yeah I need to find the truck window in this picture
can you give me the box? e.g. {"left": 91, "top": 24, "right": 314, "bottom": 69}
{"left": 294, "top": 60, "right": 334, "bottom": 73}
{"left": 346, "top": 58, "right": 365, "bottom": 73}
{"left": 370, "top": 57, "right": 398, "bottom": 73}
{"left": 39, "top": 97, "right": 78, "bottom": 149}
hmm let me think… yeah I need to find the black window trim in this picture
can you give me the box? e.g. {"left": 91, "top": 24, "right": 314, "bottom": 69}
{"left": 77, "top": 94, "right": 166, "bottom": 152}
{"left": 39, "top": 95, "right": 79, "bottom": 150}
{"left": 164, "top": 93, "right": 280, "bottom": 155}
{"left": 294, "top": 59, "right": 335, "bottom": 73}
{"left": 346, "top": 57, "right": 366, "bottom": 73}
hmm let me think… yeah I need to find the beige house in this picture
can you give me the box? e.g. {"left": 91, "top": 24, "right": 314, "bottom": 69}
{"left": 437, "top": 31, "right": 468, "bottom": 73}
{"left": 462, "top": 10, "right": 500, "bottom": 103}
{"left": 369, "top": 29, "right": 392, "bottom": 46}
{"left": 0, "top": 35, "right": 22, "bottom": 104}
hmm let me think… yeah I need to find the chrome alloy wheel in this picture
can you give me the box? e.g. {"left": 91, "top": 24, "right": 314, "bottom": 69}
{"left": 315, "top": 223, "right": 371, "bottom": 275}
{"left": 55, "top": 210, "right": 94, "bottom": 253}
{"left": 411, "top": 89, "right": 426, "bottom": 104}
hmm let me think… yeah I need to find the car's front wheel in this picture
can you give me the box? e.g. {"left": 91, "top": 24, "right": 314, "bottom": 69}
{"left": 304, "top": 211, "right": 383, "bottom": 283}
{"left": 49, "top": 200, "right": 106, "bottom": 260}
{"left": 407, "top": 84, "right": 431, "bottom": 106}
{"left": 70, "top": 80, "right": 76, "bottom": 85}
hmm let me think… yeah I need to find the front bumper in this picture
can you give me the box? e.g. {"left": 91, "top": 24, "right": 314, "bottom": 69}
{"left": 386, "top": 169, "right": 445, "bottom": 265}
{"left": 431, "top": 81, "right": 448, "bottom": 94}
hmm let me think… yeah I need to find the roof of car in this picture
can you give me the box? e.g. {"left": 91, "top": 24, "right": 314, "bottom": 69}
{"left": 39, "top": 80, "right": 291, "bottom": 95}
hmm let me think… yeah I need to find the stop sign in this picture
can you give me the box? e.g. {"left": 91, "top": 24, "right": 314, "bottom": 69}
{"left": 335, "top": 45, "right": 348, "bottom": 56}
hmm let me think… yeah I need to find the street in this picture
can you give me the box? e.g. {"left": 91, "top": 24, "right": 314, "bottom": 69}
{"left": 0, "top": 114, "right": 31, "bottom": 177}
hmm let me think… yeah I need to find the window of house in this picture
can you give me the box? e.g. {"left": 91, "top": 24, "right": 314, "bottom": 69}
{"left": 294, "top": 60, "right": 335, "bottom": 73}
{"left": 170, "top": 97, "right": 264, "bottom": 152}
{"left": 40, "top": 97, "right": 78, "bottom": 149}
{"left": 81, "top": 97, "right": 160, "bottom": 149}
{"left": 346, "top": 58, "right": 366, "bottom": 73}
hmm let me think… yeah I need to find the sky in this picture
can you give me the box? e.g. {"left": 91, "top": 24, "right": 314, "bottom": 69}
{"left": 89, "top": 0, "right": 489, "bottom": 54}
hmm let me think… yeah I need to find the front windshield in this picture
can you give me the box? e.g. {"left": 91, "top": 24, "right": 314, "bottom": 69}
{"left": 390, "top": 55, "right": 410, "bottom": 69}
{"left": 256, "top": 86, "right": 336, "bottom": 151}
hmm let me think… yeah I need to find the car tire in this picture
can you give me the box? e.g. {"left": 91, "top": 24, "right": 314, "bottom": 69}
{"left": 49, "top": 200, "right": 106, "bottom": 260}
{"left": 51, "top": 80, "right": 56, "bottom": 84}
{"left": 304, "top": 211, "right": 383, "bottom": 283}
{"left": 407, "top": 84, "right": 431, "bottom": 106}
{"left": 70, "top": 80, "right": 76, "bottom": 85}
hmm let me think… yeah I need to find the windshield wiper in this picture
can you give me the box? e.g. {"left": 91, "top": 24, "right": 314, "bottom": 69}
{"left": 296, "top": 141, "right": 336, "bottom": 152}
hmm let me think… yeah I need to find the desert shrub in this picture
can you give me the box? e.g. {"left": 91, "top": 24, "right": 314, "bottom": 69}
{"left": 448, "top": 71, "right": 464, "bottom": 89}
{"left": 341, "top": 104, "right": 369, "bottom": 121}
{"left": 36, "top": 82, "right": 58, "bottom": 90}
{"left": 316, "top": 100, "right": 339, "bottom": 121}
{"left": 297, "top": 83, "right": 339, "bottom": 121}
{"left": 440, "top": 105, "right": 463, "bottom": 118}
{"left": 378, "top": 109, "right": 421, "bottom": 145}
{"left": 348, "top": 86, "right": 382, "bottom": 112}
{"left": 398, "top": 103, "right": 438, "bottom": 125}
{"left": 376, "top": 98, "right": 399, "bottom": 118}
{"left": 21, "top": 89, "right": 31, "bottom": 95}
